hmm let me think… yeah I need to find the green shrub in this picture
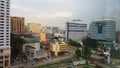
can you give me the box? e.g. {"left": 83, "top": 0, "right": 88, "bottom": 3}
{"left": 83, "top": 66, "right": 90, "bottom": 68}
{"left": 95, "top": 65, "right": 103, "bottom": 68}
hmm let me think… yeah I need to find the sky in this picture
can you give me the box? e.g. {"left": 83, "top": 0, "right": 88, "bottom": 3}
{"left": 11, "top": 0, "right": 120, "bottom": 30}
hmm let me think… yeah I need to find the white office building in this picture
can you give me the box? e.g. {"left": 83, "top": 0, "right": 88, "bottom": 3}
{"left": 0, "top": 0, "right": 11, "bottom": 68}
{"left": 65, "top": 20, "right": 87, "bottom": 42}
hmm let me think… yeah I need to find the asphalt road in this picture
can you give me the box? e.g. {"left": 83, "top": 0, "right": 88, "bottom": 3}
{"left": 11, "top": 53, "right": 74, "bottom": 68}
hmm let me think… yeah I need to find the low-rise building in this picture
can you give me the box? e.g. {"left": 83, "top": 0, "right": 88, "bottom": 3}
{"left": 13, "top": 32, "right": 46, "bottom": 43}
{"left": 23, "top": 43, "right": 49, "bottom": 59}
{"left": 32, "top": 33, "right": 46, "bottom": 42}
{"left": 23, "top": 37, "right": 50, "bottom": 60}
{"left": 54, "top": 33, "right": 65, "bottom": 38}
{"left": 41, "top": 26, "right": 59, "bottom": 34}
{"left": 50, "top": 38, "right": 68, "bottom": 56}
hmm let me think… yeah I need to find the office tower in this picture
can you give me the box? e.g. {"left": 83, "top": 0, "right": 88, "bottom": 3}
{"left": 89, "top": 18, "right": 116, "bottom": 46}
{"left": 11, "top": 16, "right": 25, "bottom": 33}
{"left": 28, "top": 23, "right": 41, "bottom": 33}
{"left": 0, "top": 0, "right": 11, "bottom": 68}
{"left": 65, "top": 20, "right": 87, "bottom": 41}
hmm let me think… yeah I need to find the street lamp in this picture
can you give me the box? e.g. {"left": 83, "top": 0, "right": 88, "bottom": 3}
{"left": 103, "top": 47, "right": 111, "bottom": 64}
{"left": 104, "top": 52, "right": 110, "bottom": 64}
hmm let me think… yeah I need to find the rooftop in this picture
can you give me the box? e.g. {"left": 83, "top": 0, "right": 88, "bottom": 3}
{"left": 92, "top": 18, "right": 116, "bottom": 21}
{"left": 24, "top": 37, "right": 40, "bottom": 43}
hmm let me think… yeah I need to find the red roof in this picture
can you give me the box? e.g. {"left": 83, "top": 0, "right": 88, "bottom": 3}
{"left": 89, "top": 62, "right": 97, "bottom": 65}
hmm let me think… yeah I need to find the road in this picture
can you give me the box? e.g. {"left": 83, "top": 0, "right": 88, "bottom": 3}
{"left": 35, "top": 54, "right": 74, "bottom": 66}
{"left": 11, "top": 53, "right": 74, "bottom": 68}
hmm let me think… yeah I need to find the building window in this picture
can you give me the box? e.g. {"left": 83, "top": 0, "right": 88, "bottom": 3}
{"left": 0, "top": 44, "right": 4, "bottom": 46}
{"left": 0, "top": 50, "right": 3, "bottom": 53}
{"left": 5, "top": 56, "right": 9, "bottom": 59}
{"left": 6, "top": 44, "right": 9, "bottom": 46}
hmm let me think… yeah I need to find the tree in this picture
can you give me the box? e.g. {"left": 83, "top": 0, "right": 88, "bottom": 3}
{"left": 110, "top": 48, "right": 120, "bottom": 59}
{"left": 75, "top": 48, "right": 81, "bottom": 59}
{"left": 98, "top": 43, "right": 105, "bottom": 51}
{"left": 115, "top": 32, "right": 119, "bottom": 43}
{"left": 68, "top": 39, "right": 81, "bottom": 47}
{"left": 82, "top": 46, "right": 91, "bottom": 59}
{"left": 82, "top": 37, "right": 98, "bottom": 48}
{"left": 52, "top": 36, "right": 59, "bottom": 40}
{"left": 11, "top": 34, "right": 25, "bottom": 58}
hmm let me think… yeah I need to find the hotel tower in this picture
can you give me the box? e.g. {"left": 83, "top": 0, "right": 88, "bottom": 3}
{"left": 0, "top": 0, "right": 11, "bottom": 68}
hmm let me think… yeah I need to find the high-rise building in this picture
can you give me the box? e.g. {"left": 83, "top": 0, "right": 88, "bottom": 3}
{"left": 28, "top": 23, "right": 41, "bottom": 33}
{"left": 65, "top": 20, "right": 87, "bottom": 41}
{"left": 11, "top": 16, "right": 25, "bottom": 33}
{"left": 0, "top": 0, "right": 11, "bottom": 68}
{"left": 89, "top": 18, "right": 116, "bottom": 46}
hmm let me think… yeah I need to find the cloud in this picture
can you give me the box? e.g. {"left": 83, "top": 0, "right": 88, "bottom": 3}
{"left": 11, "top": 5, "right": 72, "bottom": 18}
{"left": 11, "top": 3, "right": 72, "bottom": 29}
{"left": 11, "top": 4, "right": 34, "bottom": 17}
{"left": 105, "top": 0, "right": 120, "bottom": 31}
{"left": 53, "top": 12, "right": 72, "bottom": 18}
{"left": 12, "top": 0, "right": 120, "bottom": 30}
{"left": 106, "top": 0, "right": 120, "bottom": 17}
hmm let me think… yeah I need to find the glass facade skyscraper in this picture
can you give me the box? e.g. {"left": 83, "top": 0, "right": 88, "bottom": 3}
{"left": 65, "top": 21, "right": 87, "bottom": 42}
{"left": 89, "top": 18, "right": 116, "bottom": 46}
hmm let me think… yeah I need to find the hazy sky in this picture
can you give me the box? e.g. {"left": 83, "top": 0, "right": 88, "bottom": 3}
{"left": 11, "top": 0, "right": 120, "bottom": 30}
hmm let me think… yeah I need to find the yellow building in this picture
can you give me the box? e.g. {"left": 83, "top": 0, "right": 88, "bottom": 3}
{"left": 50, "top": 38, "right": 68, "bottom": 56}
{"left": 28, "top": 23, "right": 41, "bottom": 33}
{"left": 32, "top": 33, "right": 46, "bottom": 42}
{"left": 40, "top": 33, "right": 46, "bottom": 42}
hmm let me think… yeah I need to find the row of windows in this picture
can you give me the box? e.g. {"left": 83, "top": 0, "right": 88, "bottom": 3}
{"left": 0, "top": 38, "right": 9, "bottom": 40}
{"left": 1, "top": 0, "right": 10, "bottom": 4}
{"left": 0, "top": 3, "right": 9, "bottom": 6}
{"left": 0, "top": 27, "right": 9, "bottom": 29}
{"left": 0, "top": 30, "right": 4, "bottom": 32}
{"left": 0, "top": 9, "right": 9, "bottom": 12}
{"left": 0, "top": 44, "right": 9, "bottom": 46}
{"left": 0, "top": 33, "right": 10, "bottom": 35}
{"left": 0, "top": 21, "right": 9, "bottom": 23}
{"left": 0, "top": 35, "right": 10, "bottom": 37}
{"left": 0, "top": 6, "right": 9, "bottom": 9}
{"left": 0, "top": 18, "right": 10, "bottom": 20}
{"left": 0, "top": 24, "right": 9, "bottom": 26}
{"left": 0, "top": 14, "right": 10, "bottom": 17}
{"left": 0, "top": 39, "right": 10, "bottom": 43}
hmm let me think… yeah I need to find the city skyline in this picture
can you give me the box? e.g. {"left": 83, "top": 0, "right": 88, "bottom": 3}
{"left": 11, "top": 0, "right": 120, "bottom": 30}
{"left": 1, "top": 0, "right": 120, "bottom": 67}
